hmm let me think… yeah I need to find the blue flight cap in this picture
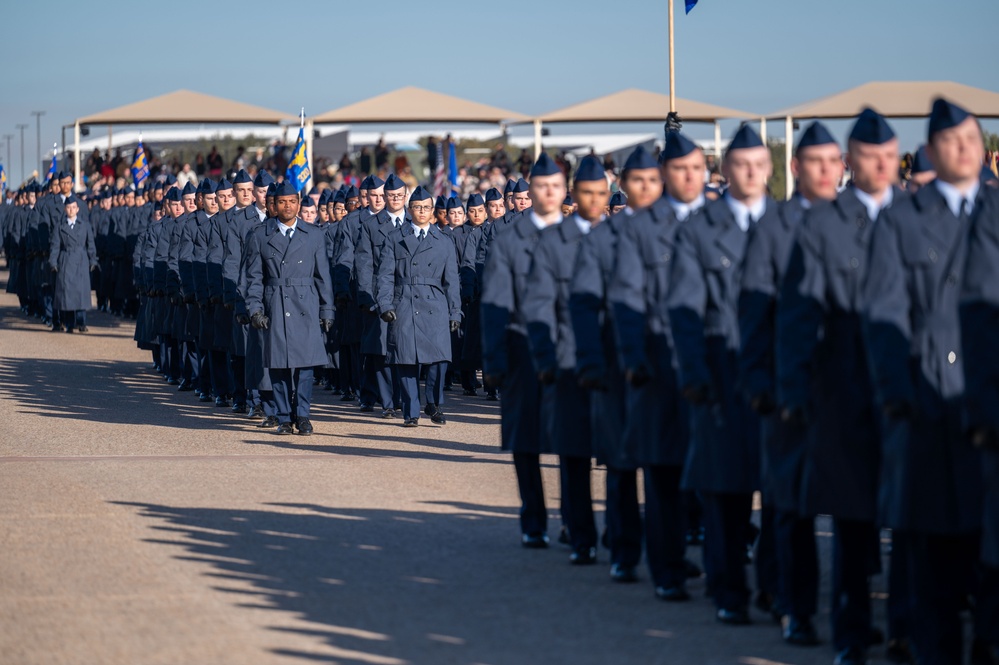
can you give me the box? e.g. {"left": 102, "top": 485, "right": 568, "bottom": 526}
{"left": 530, "top": 152, "right": 561, "bottom": 178}
{"left": 384, "top": 173, "right": 405, "bottom": 191}
{"left": 982, "top": 165, "right": 999, "bottom": 184}
{"left": 308, "top": 186, "right": 320, "bottom": 197}
{"left": 658, "top": 134, "right": 698, "bottom": 164}
{"left": 910, "top": 146, "right": 933, "bottom": 174}
{"left": 485, "top": 187, "right": 503, "bottom": 202}
{"left": 928, "top": 97, "right": 972, "bottom": 138}
{"left": 274, "top": 181, "right": 298, "bottom": 197}
{"left": 446, "top": 196, "right": 462, "bottom": 211}
{"left": 181, "top": 182, "right": 197, "bottom": 196}
{"left": 727, "top": 124, "right": 765, "bottom": 152}
{"left": 359, "top": 175, "right": 373, "bottom": 190}
{"left": 232, "top": 169, "right": 253, "bottom": 184}
{"left": 574, "top": 155, "right": 606, "bottom": 183}
{"left": 434, "top": 195, "right": 447, "bottom": 210}
{"left": 253, "top": 170, "right": 274, "bottom": 188}
{"left": 503, "top": 179, "right": 516, "bottom": 195}
{"left": 64, "top": 195, "right": 81, "bottom": 207}
{"left": 100, "top": 189, "right": 112, "bottom": 200}
{"left": 609, "top": 191, "right": 627, "bottom": 207}
{"left": 265, "top": 183, "right": 277, "bottom": 198}
{"left": 164, "top": 188, "right": 183, "bottom": 202}
{"left": 165, "top": 173, "right": 177, "bottom": 186}
{"left": 345, "top": 185, "right": 359, "bottom": 199}
{"left": 410, "top": 186, "right": 433, "bottom": 204}
{"left": 562, "top": 194, "right": 574, "bottom": 206}
{"left": 319, "top": 190, "right": 332, "bottom": 206}
{"left": 467, "top": 193, "right": 485, "bottom": 208}
{"left": 368, "top": 175, "right": 385, "bottom": 189}
{"left": 216, "top": 178, "right": 233, "bottom": 191}
{"left": 153, "top": 201, "right": 163, "bottom": 211}
{"left": 849, "top": 108, "right": 895, "bottom": 145}
{"left": 511, "top": 178, "right": 530, "bottom": 194}
{"left": 795, "top": 121, "right": 837, "bottom": 153}
{"left": 152, "top": 180, "right": 164, "bottom": 191}
{"left": 332, "top": 189, "right": 346, "bottom": 204}
{"left": 196, "top": 180, "right": 211, "bottom": 195}
{"left": 299, "top": 195, "right": 316, "bottom": 209}
{"left": 201, "top": 180, "right": 218, "bottom": 195}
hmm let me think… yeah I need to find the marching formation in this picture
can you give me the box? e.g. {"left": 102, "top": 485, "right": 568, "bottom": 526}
{"left": 2, "top": 97, "right": 999, "bottom": 665}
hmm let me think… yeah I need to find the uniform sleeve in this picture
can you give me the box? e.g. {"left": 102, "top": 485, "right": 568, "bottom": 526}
{"left": 206, "top": 217, "right": 224, "bottom": 301}
{"left": 49, "top": 223, "right": 61, "bottom": 271}
{"left": 243, "top": 230, "right": 263, "bottom": 317}
{"left": 570, "top": 232, "right": 607, "bottom": 374}
{"left": 375, "top": 236, "right": 396, "bottom": 316}
{"left": 961, "top": 191, "right": 999, "bottom": 430}
{"left": 861, "top": 210, "right": 914, "bottom": 407}
{"left": 666, "top": 221, "right": 710, "bottom": 391}
{"left": 313, "top": 231, "right": 334, "bottom": 320}
{"left": 738, "top": 220, "right": 778, "bottom": 400}
{"left": 609, "top": 222, "right": 649, "bottom": 372}
{"left": 221, "top": 224, "right": 241, "bottom": 305}
{"left": 167, "top": 224, "right": 182, "bottom": 298}
{"left": 178, "top": 224, "right": 196, "bottom": 299}
{"left": 459, "top": 228, "right": 480, "bottom": 302}
{"left": 333, "top": 218, "right": 355, "bottom": 299}
{"left": 523, "top": 236, "right": 559, "bottom": 374}
{"left": 443, "top": 238, "right": 462, "bottom": 320}
{"left": 355, "top": 222, "right": 376, "bottom": 308}
{"left": 480, "top": 238, "right": 512, "bottom": 377}
{"left": 776, "top": 215, "right": 827, "bottom": 411}
{"left": 86, "top": 222, "right": 97, "bottom": 269}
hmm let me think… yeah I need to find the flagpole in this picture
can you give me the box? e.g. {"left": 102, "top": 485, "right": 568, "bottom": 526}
{"left": 302, "top": 107, "right": 314, "bottom": 192}
{"left": 668, "top": 0, "right": 676, "bottom": 114}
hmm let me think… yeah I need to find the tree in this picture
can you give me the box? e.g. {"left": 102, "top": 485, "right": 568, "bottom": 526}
{"left": 767, "top": 139, "right": 787, "bottom": 200}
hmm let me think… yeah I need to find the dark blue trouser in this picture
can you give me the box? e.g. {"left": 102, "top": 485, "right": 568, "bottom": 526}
{"left": 230, "top": 354, "right": 246, "bottom": 405}
{"left": 270, "top": 367, "right": 313, "bottom": 424}
{"left": 197, "top": 349, "right": 211, "bottom": 394}
{"left": 980, "top": 564, "right": 999, "bottom": 647}
{"left": 774, "top": 510, "right": 818, "bottom": 619}
{"left": 887, "top": 530, "right": 910, "bottom": 642}
{"left": 560, "top": 455, "right": 596, "bottom": 551}
{"left": 180, "top": 341, "right": 198, "bottom": 385}
{"left": 702, "top": 491, "right": 753, "bottom": 611}
{"left": 756, "top": 504, "right": 779, "bottom": 601}
{"left": 165, "top": 337, "right": 180, "bottom": 380}
{"left": 396, "top": 364, "right": 422, "bottom": 420}
{"left": 831, "top": 518, "right": 880, "bottom": 651}
{"left": 209, "top": 349, "right": 232, "bottom": 397}
{"left": 423, "top": 362, "right": 447, "bottom": 407}
{"left": 605, "top": 466, "right": 642, "bottom": 568}
{"left": 513, "top": 452, "right": 547, "bottom": 537}
{"left": 362, "top": 354, "right": 395, "bottom": 409}
{"left": 905, "top": 531, "right": 981, "bottom": 665}
{"left": 644, "top": 465, "right": 687, "bottom": 587}
{"left": 61, "top": 309, "right": 86, "bottom": 330}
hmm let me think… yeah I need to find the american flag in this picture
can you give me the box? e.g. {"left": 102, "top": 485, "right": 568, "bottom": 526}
{"left": 433, "top": 139, "right": 446, "bottom": 196}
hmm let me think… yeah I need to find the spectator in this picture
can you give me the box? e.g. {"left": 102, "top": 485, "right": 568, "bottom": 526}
{"left": 194, "top": 153, "right": 206, "bottom": 178}
{"left": 206, "top": 146, "right": 223, "bottom": 178}
{"left": 176, "top": 163, "right": 199, "bottom": 188}
{"left": 359, "top": 147, "right": 372, "bottom": 176}
{"left": 427, "top": 136, "right": 440, "bottom": 174}
{"left": 375, "top": 138, "right": 390, "bottom": 171}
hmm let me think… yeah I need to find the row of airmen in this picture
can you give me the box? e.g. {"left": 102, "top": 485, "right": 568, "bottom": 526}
{"left": 476, "top": 99, "right": 999, "bottom": 665}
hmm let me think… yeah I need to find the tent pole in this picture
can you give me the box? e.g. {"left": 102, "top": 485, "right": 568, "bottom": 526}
{"left": 305, "top": 118, "right": 314, "bottom": 191}
{"left": 668, "top": 0, "right": 676, "bottom": 112}
{"left": 108, "top": 125, "right": 113, "bottom": 153}
{"left": 533, "top": 119, "right": 542, "bottom": 160}
{"left": 73, "top": 122, "right": 81, "bottom": 192}
{"left": 785, "top": 116, "right": 794, "bottom": 200}
{"left": 759, "top": 117, "right": 767, "bottom": 143}
{"left": 714, "top": 121, "right": 721, "bottom": 159}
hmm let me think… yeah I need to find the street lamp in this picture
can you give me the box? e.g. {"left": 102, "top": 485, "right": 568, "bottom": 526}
{"left": 16, "top": 123, "right": 28, "bottom": 183}
{"left": 2, "top": 134, "right": 12, "bottom": 177}
{"left": 31, "top": 111, "right": 45, "bottom": 179}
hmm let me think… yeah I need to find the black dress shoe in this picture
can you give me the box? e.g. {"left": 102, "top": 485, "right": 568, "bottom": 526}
{"left": 296, "top": 418, "right": 313, "bottom": 435}
{"left": 232, "top": 402, "right": 248, "bottom": 414}
{"left": 834, "top": 647, "right": 867, "bottom": 665}
{"left": 78, "top": 325, "right": 88, "bottom": 333}
{"left": 359, "top": 403, "right": 375, "bottom": 412}
{"left": 521, "top": 533, "right": 549, "bottom": 549}
{"left": 558, "top": 526, "right": 570, "bottom": 545}
{"left": 655, "top": 585, "right": 691, "bottom": 601}
{"left": 50, "top": 323, "right": 64, "bottom": 332}
{"left": 463, "top": 389, "right": 477, "bottom": 396}
{"left": 198, "top": 392, "right": 212, "bottom": 403}
{"left": 276, "top": 422, "right": 294, "bottom": 435}
{"left": 258, "top": 416, "right": 279, "bottom": 428}
{"left": 340, "top": 391, "right": 356, "bottom": 401}
{"left": 442, "top": 384, "right": 453, "bottom": 392}
{"left": 177, "top": 382, "right": 195, "bottom": 392}
{"left": 570, "top": 547, "right": 597, "bottom": 565}
{"left": 684, "top": 558, "right": 703, "bottom": 578}
{"left": 885, "top": 638, "right": 914, "bottom": 664}
{"left": 867, "top": 627, "right": 885, "bottom": 647}
{"left": 166, "top": 377, "right": 180, "bottom": 385}
{"left": 381, "top": 408, "right": 396, "bottom": 418}
{"left": 402, "top": 418, "right": 419, "bottom": 427}
{"left": 609, "top": 564, "right": 638, "bottom": 583}
{"left": 782, "top": 616, "right": 820, "bottom": 646}
{"left": 485, "top": 392, "right": 498, "bottom": 401}
{"left": 425, "top": 405, "right": 446, "bottom": 424}
{"left": 246, "top": 406, "right": 265, "bottom": 420}
{"left": 215, "top": 396, "right": 231, "bottom": 408}
{"left": 716, "top": 607, "right": 751, "bottom": 625}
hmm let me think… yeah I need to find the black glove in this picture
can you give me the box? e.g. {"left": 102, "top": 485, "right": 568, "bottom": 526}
{"left": 51, "top": 265, "right": 58, "bottom": 273}
{"left": 235, "top": 313, "right": 250, "bottom": 326}
{"left": 199, "top": 302, "right": 210, "bottom": 311}
{"left": 682, "top": 384, "right": 713, "bottom": 405}
{"left": 971, "top": 426, "right": 999, "bottom": 452}
{"left": 321, "top": 318, "right": 334, "bottom": 332}
{"left": 882, "top": 400, "right": 913, "bottom": 420}
{"left": 461, "top": 295, "right": 472, "bottom": 306}
{"left": 781, "top": 405, "right": 809, "bottom": 428}
{"left": 224, "top": 302, "right": 234, "bottom": 311}
{"left": 91, "top": 264, "right": 100, "bottom": 272}
{"left": 450, "top": 319, "right": 461, "bottom": 333}
{"left": 625, "top": 364, "right": 652, "bottom": 387}
{"left": 169, "top": 296, "right": 180, "bottom": 305}
{"left": 250, "top": 311, "right": 269, "bottom": 330}
{"left": 335, "top": 293, "right": 348, "bottom": 306}
{"left": 209, "top": 295, "right": 222, "bottom": 305}
{"left": 577, "top": 365, "right": 608, "bottom": 391}
{"left": 537, "top": 366, "right": 557, "bottom": 385}
{"left": 484, "top": 373, "right": 505, "bottom": 390}
{"left": 183, "top": 294, "right": 195, "bottom": 304}
{"left": 750, "top": 392, "right": 777, "bottom": 415}
{"left": 380, "top": 310, "right": 397, "bottom": 323}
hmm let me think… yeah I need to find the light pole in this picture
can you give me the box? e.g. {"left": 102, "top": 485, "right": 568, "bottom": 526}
{"left": 2, "top": 134, "right": 12, "bottom": 176}
{"left": 31, "top": 111, "right": 44, "bottom": 178}
{"left": 16, "top": 123, "right": 28, "bottom": 183}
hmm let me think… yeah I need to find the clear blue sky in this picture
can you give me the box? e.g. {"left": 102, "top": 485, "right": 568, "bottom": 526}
{"left": 1, "top": 0, "right": 997, "bottom": 182}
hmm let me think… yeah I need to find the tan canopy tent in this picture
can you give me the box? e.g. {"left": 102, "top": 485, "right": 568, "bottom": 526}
{"left": 312, "top": 87, "right": 530, "bottom": 124}
{"left": 532, "top": 88, "right": 756, "bottom": 158}
{"left": 768, "top": 81, "right": 999, "bottom": 198}
{"left": 72, "top": 90, "right": 296, "bottom": 189}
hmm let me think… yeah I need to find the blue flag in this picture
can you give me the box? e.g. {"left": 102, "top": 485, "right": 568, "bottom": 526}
{"left": 46, "top": 153, "right": 57, "bottom": 181}
{"left": 286, "top": 127, "right": 311, "bottom": 193}
{"left": 448, "top": 141, "right": 459, "bottom": 196}
{"left": 685, "top": 0, "right": 698, "bottom": 13}
{"left": 131, "top": 141, "right": 150, "bottom": 188}
{"left": 0, "top": 164, "right": 6, "bottom": 195}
